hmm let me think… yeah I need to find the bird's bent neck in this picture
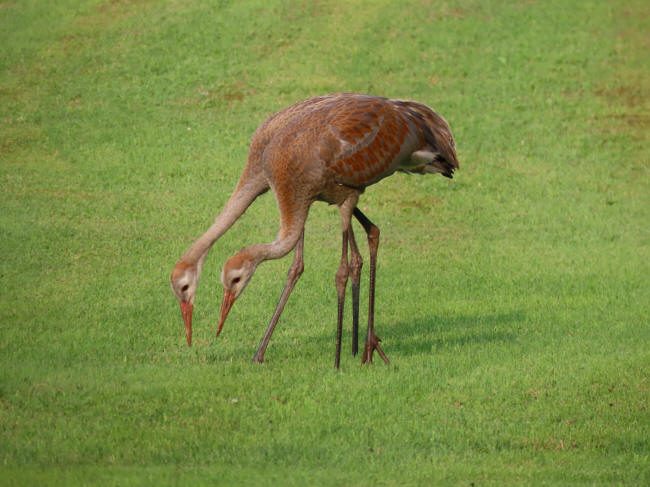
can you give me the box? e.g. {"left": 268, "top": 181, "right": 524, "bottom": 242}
{"left": 180, "top": 178, "right": 266, "bottom": 265}
{"left": 241, "top": 238, "right": 296, "bottom": 266}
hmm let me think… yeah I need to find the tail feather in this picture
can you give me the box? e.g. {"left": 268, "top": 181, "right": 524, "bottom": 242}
{"left": 393, "top": 100, "right": 459, "bottom": 178}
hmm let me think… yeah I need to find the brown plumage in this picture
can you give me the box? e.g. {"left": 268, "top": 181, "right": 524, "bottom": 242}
{"left": 170, "top": 93, "right": 459, "bottom": 367}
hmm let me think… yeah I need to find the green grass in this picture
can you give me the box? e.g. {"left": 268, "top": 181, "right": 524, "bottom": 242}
{"left": 1, "top": 0, "right": 649, "bottom": 484}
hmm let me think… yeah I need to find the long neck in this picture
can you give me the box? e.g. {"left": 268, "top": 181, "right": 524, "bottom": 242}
{"left": 245, "top": 232, "right": 301, "bottom": 265}
{"left": 182, "top": 179, "right": 267, "bottom": 266}
{"left": 240, "top": 205, "right": 309, "bottom": 266}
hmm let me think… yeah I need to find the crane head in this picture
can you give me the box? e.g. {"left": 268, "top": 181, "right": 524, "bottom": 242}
{"left": 217, "top": 251, "right": 257, "bottom": 338}
{"left": 170, "top": 260, "right": 199, "bottom": 346}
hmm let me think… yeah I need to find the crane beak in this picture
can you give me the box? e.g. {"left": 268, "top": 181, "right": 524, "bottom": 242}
{"left": 180, "top": 301, "right": 193, "bottom": 347}
{"left": 216, "top": 290, "right": 236, "bottom": 337}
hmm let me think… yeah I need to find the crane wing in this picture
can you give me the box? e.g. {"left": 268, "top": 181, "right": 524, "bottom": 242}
{"left": 325, "top": 96, "right": 413, "bottom": 188}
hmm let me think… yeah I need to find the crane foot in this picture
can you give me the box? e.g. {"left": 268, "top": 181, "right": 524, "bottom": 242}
{"left": 361, "top": 333, "right": 389, "bottom": 365}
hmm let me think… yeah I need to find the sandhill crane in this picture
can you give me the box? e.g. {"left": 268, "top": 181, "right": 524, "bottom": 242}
{"left": 170, "top": 93, "right": 459, "bottom": 367}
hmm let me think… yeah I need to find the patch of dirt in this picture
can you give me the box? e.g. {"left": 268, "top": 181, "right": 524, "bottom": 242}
{"left": 176, "top": 81, "right": 255, "bottom": 109}
{"left": 592, "top": 2, "right": 650, "bottom": 141}
{"left": 95, "top": 0, "right": 150, "bottom": 18}
{"left": 608, "top": 113, "right": 650, "bottom": 129}
{"left": 594, "top": 84, "right": 650, "bottom": 139}
{"left": 419, "top": 2, "right": 467, "bottom": 21}
{"left": 519, "top": 436, "right": 579, "bottom": 451}
{"left": 594, "top": 85, "right": 647, "bottom": 109}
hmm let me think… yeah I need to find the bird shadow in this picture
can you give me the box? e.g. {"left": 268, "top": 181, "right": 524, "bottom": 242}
{"left": 387, "top": 310, "right": 524, "bottom": 357}
{"left": 307, "top": 310, "right": 525, "bottom": 358}
{"left": 202, "top": 310, "right": 525, "bottom": 364}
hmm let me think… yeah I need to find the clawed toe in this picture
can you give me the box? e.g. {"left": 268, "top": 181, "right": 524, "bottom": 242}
{"left": 362, "top": 334, "right": 389, "bottom": 365}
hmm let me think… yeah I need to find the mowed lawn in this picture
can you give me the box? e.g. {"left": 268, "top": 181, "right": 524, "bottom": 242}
{"left": 1, "top": 0, "right": 648, "bottom": 485}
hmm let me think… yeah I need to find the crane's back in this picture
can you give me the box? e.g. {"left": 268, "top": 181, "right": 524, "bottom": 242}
{"left": 249, "top": 93, "right": 459, "bottom": 190}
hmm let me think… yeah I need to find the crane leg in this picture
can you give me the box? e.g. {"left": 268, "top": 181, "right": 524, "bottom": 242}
{"left": 353, "top": 208, "right": 389, "bottom": 365}
{"left": 348, "top": 226, "right": 363, "bottom": 356}
{"left": 333, "top": 196, "right": 362, "bottom": 368}
{"left": 334, "top": 228, "right": 349, "bottom": 369}
{"left": 252, "top": 230, "right": 305, "bottom": 363}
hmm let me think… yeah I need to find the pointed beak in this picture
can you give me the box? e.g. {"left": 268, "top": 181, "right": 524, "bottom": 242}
{"left": 180, "top": 301, "right": 193, "bottom": 346}
{"left": 216, "top": 290, "right": 236, "bottom": 337}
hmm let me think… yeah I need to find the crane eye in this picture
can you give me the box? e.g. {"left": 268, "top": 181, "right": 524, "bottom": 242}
{"left": 181, "top": 284, "right": 189, "bottom": 292}
{"left": 232, "top": 277, "right": 241, "bottom": 284}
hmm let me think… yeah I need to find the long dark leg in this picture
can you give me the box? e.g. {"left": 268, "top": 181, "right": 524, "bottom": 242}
{"left": 353, "top": 208, "right": 389, "bottom": 365}
{"left": 348, "top": 226, "right": 363, "bottom": 356}
{"left": 334, "top": 229, "right": 349, "bottom": 369}
{"left": 252, "top": 230, "right": 305, "bottom": 363}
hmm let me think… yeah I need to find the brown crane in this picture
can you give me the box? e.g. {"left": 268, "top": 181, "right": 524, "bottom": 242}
{"left": 170, "top": 93, "right": 459, "bottom": 367}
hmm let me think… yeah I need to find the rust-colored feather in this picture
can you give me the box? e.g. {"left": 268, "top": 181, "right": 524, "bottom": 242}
{"left": 391, "top": 99, "right": 459, "bottom": 178}
{"left": 327, "top": 96, "right": 411, "bottom": 187}
{"left": 252, "top": 93, "right": 459, "bottom": 190}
